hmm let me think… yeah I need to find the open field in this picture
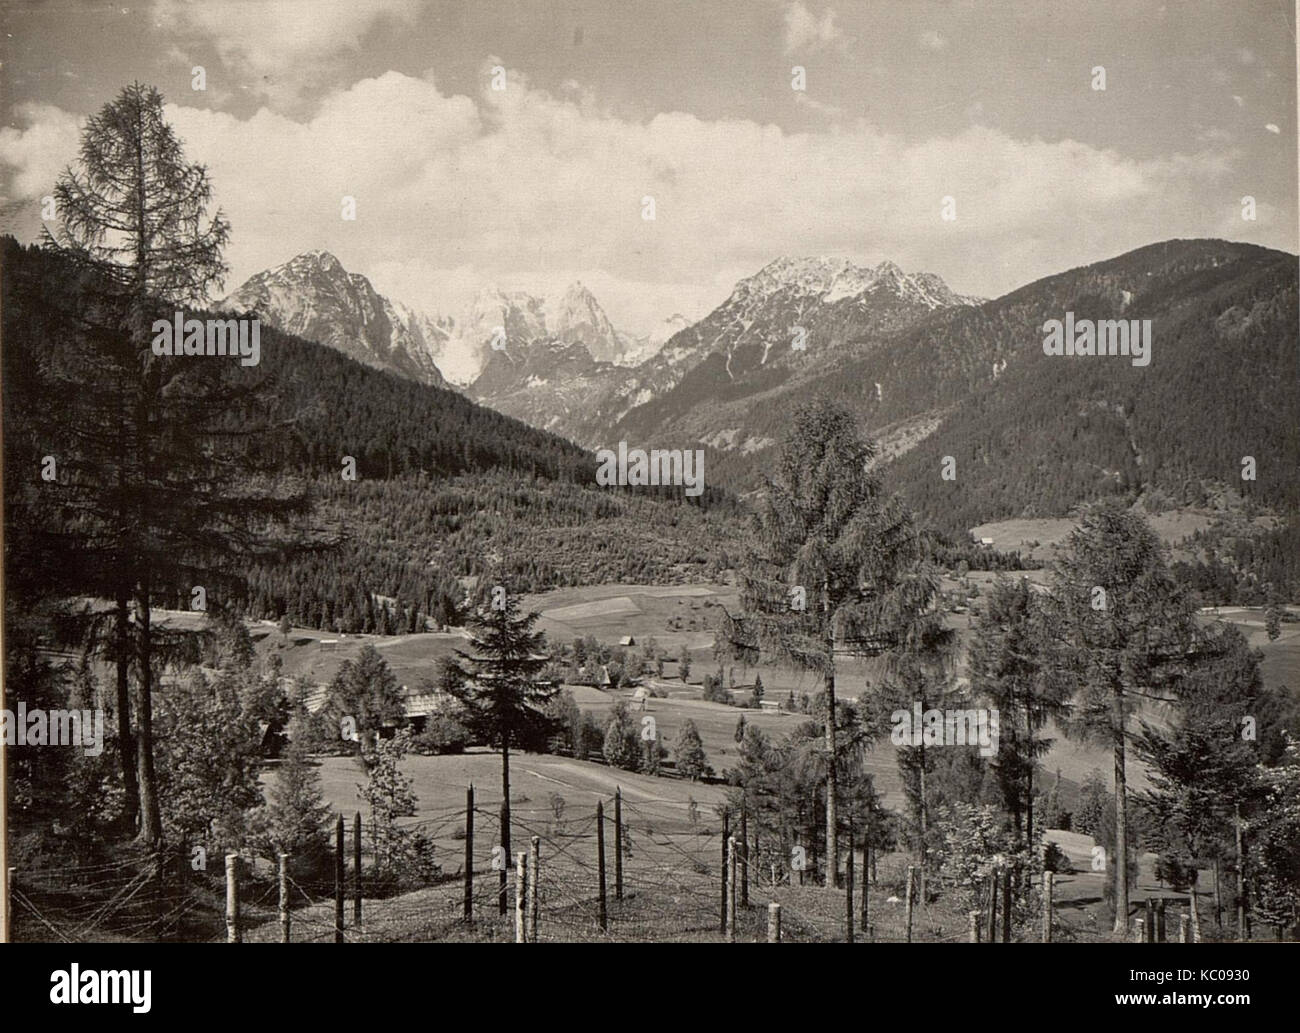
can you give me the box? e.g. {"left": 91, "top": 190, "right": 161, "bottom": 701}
{"left": 268, "top": 749, "right": 1185, "bottom": 944}
{"left": 243, "top": 581, "right": 1300, "bottom": 820}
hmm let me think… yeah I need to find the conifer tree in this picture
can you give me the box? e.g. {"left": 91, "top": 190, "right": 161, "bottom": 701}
{"left": 968, "top": 576, "right": 1066, "bottom": 841}
{"left": 40, "top": 83, "right": 306, "bottom": 842}
{"left": 721, "top": 398, "right": 950, "bottom": 887}
{"left": 447, "top": 592, "right": 555, "bottom": 909}
{"left": 1044, "top": 501, "right": 1212, "bottom": 932}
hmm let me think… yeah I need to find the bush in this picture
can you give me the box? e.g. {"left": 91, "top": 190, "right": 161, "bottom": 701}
{"left": 603, "top": 701, "right": 642, "bottom": 772}
{"left": 411, "top": 712, "right": 471, "bottom": 755}
{"left": 575, "top": 712, "right": 604, "bottom": 761}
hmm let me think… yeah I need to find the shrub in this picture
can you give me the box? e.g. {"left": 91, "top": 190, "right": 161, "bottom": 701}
{"left": 411, "top": 712, "right": 471, "bottom": 755}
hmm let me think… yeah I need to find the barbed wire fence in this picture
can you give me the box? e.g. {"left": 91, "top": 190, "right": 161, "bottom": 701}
{"left": 8, "top": 787, "right": 1212, "bottom": 944}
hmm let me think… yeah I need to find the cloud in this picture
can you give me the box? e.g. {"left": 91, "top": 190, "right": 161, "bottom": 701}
{"left": 152, "top": 0, "right": 421, "bottom": 109}
{"left": 782, "top": 2, "right": 843, "bottom": 55}
{"left": 919, "top": 30, "right": 948, "bottom": 52}
{"left": 0, "top": 70, "right": 1281, "bottom": 334}
{"left": 0, "top": 103, "right": 84, "bottom": 199}
{"left": 1264, "top": 123, "right": 1280, "bottom": 133}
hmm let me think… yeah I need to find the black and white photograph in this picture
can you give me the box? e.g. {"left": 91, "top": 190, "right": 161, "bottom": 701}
{"left": 0, "top": 0, "right": 1297, "bottom": 1007}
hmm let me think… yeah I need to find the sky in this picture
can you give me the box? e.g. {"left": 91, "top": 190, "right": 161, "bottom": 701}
{"left": 1, "top": 0, "right": 1296, "bottom": 336}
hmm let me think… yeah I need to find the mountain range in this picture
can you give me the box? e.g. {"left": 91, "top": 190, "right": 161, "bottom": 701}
{"left": 219, "top": 239, "right": 1300, "bottom": 554}
{"left": 221, "top": 254, "right": 662, "bottom": 393}
{"left": 221, "top": 250, "right": 979, "bottom": 445}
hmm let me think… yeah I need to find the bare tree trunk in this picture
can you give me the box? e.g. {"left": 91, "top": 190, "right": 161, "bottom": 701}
{"left": 134, "top": 582, "right": 162, "bottom": 843}
{"left": 1111, "top": 686, "right": 1128, "bottom": 935}
{"left": 1025, "top": 764, "right": 1034, "bottom": 844}
{"left": 500, "top": 732, "right": 511, "bottom": 917}
{"left": 824, "top": 676, "right": 837, "bottom": 889}
{"left": 114, "top": 589, "right": 138, "bottom": 831}
{"left": 918, "top": 744, "right": 928, "bottom": 903}
{"left": 823, "top": 580, "right": 837, "bottom": 889}
{"left": 1235, "top": 804, "right": 1245, "bottom": 941}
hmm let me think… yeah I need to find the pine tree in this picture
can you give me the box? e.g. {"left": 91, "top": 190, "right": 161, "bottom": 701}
{"left": 1136, "top": 626, "right": 1263, "bottom": 902}
{"left": 326, "top": 644, "right": 405, "bottom": 741}
{"left": 721, "top": 397, "right": 951, "bottom": 887}
{"left": 254, "top": 712, "right": 332, "bottom": 877}
{"left": 356, "top": 728, "right": 420, "bottom": 879}
{"left": 41, "top": 83, "right": 306, "bottom": 842}
{"left": 1044, "top": 500, "right": 1213, "bottom": 932}
{"left": 675, "top": 720, "right": 708, "bottom": 781}
{"left": 968, "top": 576, "right": 1065, "bottom": 841}
{"left": 446, "top": 592, "right": 555, "bottom": 906}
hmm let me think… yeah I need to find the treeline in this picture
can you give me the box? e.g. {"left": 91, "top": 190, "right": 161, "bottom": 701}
{"left": 1172, "top": 521, "right": 1300, "bottom": 607}
{"left": 210, "top": 473, "right": 738, "bottom": 629}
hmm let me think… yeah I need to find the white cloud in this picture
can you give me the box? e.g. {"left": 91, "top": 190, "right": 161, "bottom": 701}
{"left": 0, "top": 103, "right": 83, "bottom": 199}
{"left": 1264, "top": 123, "right": 1280, "bottom": 134}
{"left": 919, "top": 30, "right": 948, "bottom": 52}
{"left": 152, "top": 0, "right": 421, "bottom": 109}
{"left": 782, "top": 2, "right": 843, "bottom": 55}
{"left": 0, "top": 70, "right": 1280, "bottom": 335}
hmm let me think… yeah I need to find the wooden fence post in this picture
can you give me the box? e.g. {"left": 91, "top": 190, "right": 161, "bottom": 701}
{"left": 969, "top": 910, "right": 981, "bottom": 943}
{"left": 278, "top": 853, "right": 291, "bottom": 944}
{"left": 225, "top": 853, "right": 240, "bottom": 944}
{"left": 353, "top": 811, "right": 362, "bottom": 928}
{"left": 726, "top": 836, "right": 737, "bottom": 943}
{"left": 515, "top": 852, "right": 527, "bottom": 943}
{"left": 905, "top": 865, "right": 916, "bottom": 943}
{"left": 740, "top": 803, "right": 749, "bottom": 908}
{"left": 498, "top": 802, "right": 509, "bottom": 917}
{"left": 334, "top": 815, "right": 344, "bottom": 943}
{"left": 1212, "top": 858, "right": 1222, "bottom": 930}
{"left": 1133, "top": 917, "right": 1145, "bottom": 943}
{"left": 464, "top": 785, "right": 474, "bottom": 922}
{"left": 861, "top": 844, "right": 870, "bottom": 929}
{"left": 768, "top": 901, "right": 781, "bottom": 943}
{"left": 719, "top": 809, "right": 730, "bottom": 933}
{"left": 5, "top": 867, "right": 14, "bottom": 944}
{"left": 614, "top": 787, "right": 623, "bottom": 902}
{"left": 1041, "top": 871, "right": 1053, "bottom": 943}
{"left": 987, "top": 868, "right": 998, "bottom": 943}
{"left": 1189, "top": 884, "right": 1201, "bottom": 943}
{"left": 845, "top": 822, "right": 855, "bottom": 944}
{"left": 1157, "top": 898, "right": 1167, "bottom": 942}
{"left": 528, "top": 836, "right": 540, "bottom": 942}
{"left": 1001, "top": 867, "right": 1012, "bottom": 943}
{"left": 1235, "top": 803, "right": 1245, "bottom": 942}
{"left": 1179, "top": 914, "right": 1191, "bottom": 943}
{"left": 1145, "top": 897, "right": 1155, "bottom": 943}
{"left": 596, "top": 800, "right": 607, "bottom": 932}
